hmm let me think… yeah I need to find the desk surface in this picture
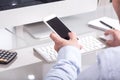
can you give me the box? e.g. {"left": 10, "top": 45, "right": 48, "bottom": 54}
{"left": 0, "top": 4, "right": 117, "bottom": 80}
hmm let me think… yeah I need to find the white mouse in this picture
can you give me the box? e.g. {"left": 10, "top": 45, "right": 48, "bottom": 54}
{"left": 99, "top": 35, "right": 113, "bottom": 41}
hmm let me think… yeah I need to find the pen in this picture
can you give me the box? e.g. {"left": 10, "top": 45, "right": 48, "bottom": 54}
{"left": 100, "top": 20, "right": 115, "bottom": 30}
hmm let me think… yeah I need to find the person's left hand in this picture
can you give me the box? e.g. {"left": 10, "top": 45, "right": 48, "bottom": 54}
{"left": 104, "top": 29, "right": 120, "bottom": 47}
{"left": 50, "top": 32, "right": 82, "bottom": 52}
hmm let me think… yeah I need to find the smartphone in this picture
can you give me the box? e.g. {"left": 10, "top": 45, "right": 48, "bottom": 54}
{"left": 43, "top": 15, "right": 71, "bottom": 40}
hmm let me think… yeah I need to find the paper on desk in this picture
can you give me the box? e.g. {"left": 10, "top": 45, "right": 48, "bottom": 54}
{"left": 0, "top": 29, "right": 13, "bottom": 50}
{"left": 88, "top": 17, "right": 120, "bottom": 31}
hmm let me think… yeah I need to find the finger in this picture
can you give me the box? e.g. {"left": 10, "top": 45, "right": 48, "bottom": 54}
{"left": 54, "top": 45, "right": 58, "bottom": 52}
{"left": 106, "top": 40, "right": 114, "bottom": 46}
{"left": 104, "top": 30, "right": 114, "bottom": 35}
{"left": 68, "top": 32, "right": 77, "bottom": 40}
{"left": 50, "top": 32, "right": 60, "bottom": 42}
{"left": 50, "top": 32, "right": 65, "bottom": 43}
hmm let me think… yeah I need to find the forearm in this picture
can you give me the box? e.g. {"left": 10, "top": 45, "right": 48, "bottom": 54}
{"left": 97, "top": 46, "right": 120, "bottom": 79}
{"left": 44, "top": 46, "right": 81, "bottom": 80}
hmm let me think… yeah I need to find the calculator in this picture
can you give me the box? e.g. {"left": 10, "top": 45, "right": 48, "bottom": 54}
{"left": 0, "top": 49, "right": 17, "bottom": 64}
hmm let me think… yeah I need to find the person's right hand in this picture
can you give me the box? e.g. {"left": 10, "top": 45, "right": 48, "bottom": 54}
{"left": 104, "top": 29, "right": 120, "bottom": 47}
{"left": 50, "top": 32, "right": 82, "bottom": 52}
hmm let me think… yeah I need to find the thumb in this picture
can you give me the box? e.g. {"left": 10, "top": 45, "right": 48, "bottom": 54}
{"left": 106, "top": 40, "right": 113, "bottom": 46}
{"left": 104, "top": 30, "right": 114, "bottom": 36}
{"left": 50, "top": 32, "right": 64, "bottom": 43}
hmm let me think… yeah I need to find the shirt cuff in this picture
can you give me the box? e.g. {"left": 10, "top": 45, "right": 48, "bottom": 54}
{"left": 57, "top": 46, "right": 82, "bottom": 72}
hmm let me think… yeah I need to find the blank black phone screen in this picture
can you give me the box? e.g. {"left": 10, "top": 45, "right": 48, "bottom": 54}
{"left": 47, "top": 17, "right": 71, "bottom": 40}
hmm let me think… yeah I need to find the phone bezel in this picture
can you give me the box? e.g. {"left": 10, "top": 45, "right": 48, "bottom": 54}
{"left": 43, "top": 14, "right": 71, "bottom": 38}
{"left": 43, "top": 14, "right": 59, "bottom": 35}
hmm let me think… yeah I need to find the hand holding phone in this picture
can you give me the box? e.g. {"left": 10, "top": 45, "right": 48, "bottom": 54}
{"left": 43, "top": 15, "right": 71, "bottom": 40}
{"left": 99, "top": 35, "right": 113, "bottom": 41}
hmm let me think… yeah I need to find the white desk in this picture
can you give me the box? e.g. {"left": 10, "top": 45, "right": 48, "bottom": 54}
{"left": 0, "top": 4, "right": 117, "bottom": 80}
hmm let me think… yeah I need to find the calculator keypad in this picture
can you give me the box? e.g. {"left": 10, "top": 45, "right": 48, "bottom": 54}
{"left": 0, "top": 50, "right": 17, "bottom": 64}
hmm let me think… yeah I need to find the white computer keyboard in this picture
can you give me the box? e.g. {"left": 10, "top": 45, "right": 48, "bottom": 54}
{"left": 33, "top": 45, "right": 58, "bottom": 63}
{"left": 33, "top": 35, "right": 106, "bottom": 63}
{"left": 78, "top": 36, "right": 106, "bottom": 54}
